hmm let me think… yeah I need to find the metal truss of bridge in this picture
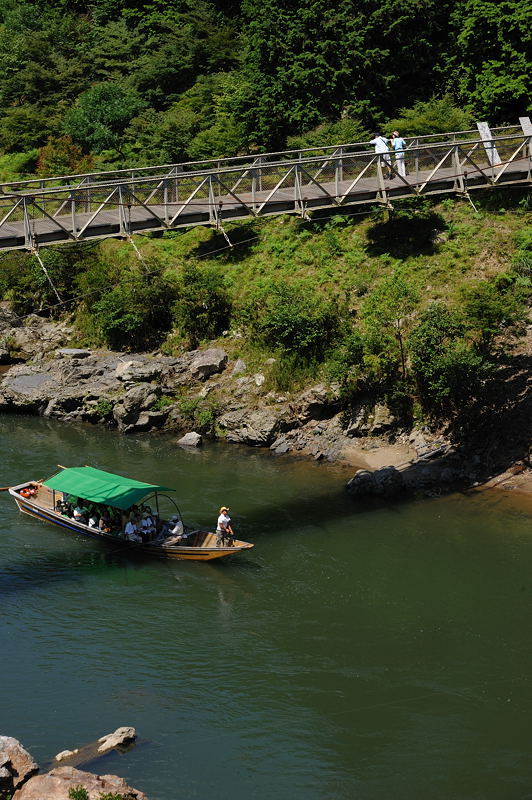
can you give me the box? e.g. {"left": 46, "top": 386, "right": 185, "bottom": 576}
{"left": 0, "top": 119, "right": 530, "bottom": 252}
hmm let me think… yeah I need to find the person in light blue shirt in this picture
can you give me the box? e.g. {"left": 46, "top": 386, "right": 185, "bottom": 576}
{"left": 391, "top": 130, "right": 407, "bottom": 178}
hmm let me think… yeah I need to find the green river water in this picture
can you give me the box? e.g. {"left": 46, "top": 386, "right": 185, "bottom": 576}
{"left": 1, "top": 414, "right": 532, "bottom": 800}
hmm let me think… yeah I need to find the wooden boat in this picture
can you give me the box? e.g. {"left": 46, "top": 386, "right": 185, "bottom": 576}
{"left": 8, "top": 466, "right": 254, "bottom": 561}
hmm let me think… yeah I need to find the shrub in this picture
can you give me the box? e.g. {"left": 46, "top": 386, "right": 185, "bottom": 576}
{"left": 91, "top": 265, "right": 177, "bottom": 351}
{"left": 36, "top": 136, "right": 94, "bottom": 177}
{"left": 459, "top": 278, "right": 526, "bottom": 353}
{"left": 245, "top": 282, "right": 339, "bottom": 361}
{"left": 387, "top": 96, "right": 472, "bottom": 138}
{"left": 409, "top": 303, "right": 491, "bottom": 412}
{"left": 172, "top": 262, "right": 231, "bottom": 348}
{"left": 68, "top": 788, "right": 89, "bottom": 800}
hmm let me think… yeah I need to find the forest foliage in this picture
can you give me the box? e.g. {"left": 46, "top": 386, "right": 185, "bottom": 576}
{"left": 0, "top": 0, "right": 529, "bottom": 175}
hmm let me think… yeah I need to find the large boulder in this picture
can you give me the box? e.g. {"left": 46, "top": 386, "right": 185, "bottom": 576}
{"left": 0, "top": 306, "right": 21, "bottom": 330}
{"left": 218, "top": 408, "right": 282, "bottom": 446}
{"left": 188, "top": 348, "right": 228, "bottom": 381}
{"left": 368, "top": 403, "right": 396, "bottom": 435}
{"left": 177, "top": 432, "right": 203, "bottom": 448}
{"left": 346, "top": 466, "right": 404, "bottom": 497}
{"left": 289, "top": 384, "right": 341, "bottom": 426}
{"left": 113, "top": 385, "right": 160, "bottom": 430}
{"left": 8, "top": 318, "right": 72, "bottom": 360}
{"left": 115, "top": 359, "right": 162, "bottom": 383}
{"left": 12, "top": 766, "right": 148, "bottom": 800}
{"left": 0, "top": 736, "right": 38, "bottom": 796}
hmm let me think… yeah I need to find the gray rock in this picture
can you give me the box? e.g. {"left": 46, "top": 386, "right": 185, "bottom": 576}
{"left": 115, "top": 359, "right": 162, "bottom": 382}
{"left": 177, "top": 431, "right": 203, "bottom": 447}
{"left": 346, "top": 466, "right": 404, "bottom": 497}
{"left": 56, "top": 348, "right": 91, "bottom": 359}
{"left": 346, "top": 469, "right": 377, "bottom": 495}
{"left": 188, "top": 348, "right": 228, "bottom": 381}
{"left": 344, "top": 404, "right": 371, "bottom": 437}
{"left": 122, "top": 384, "right": 158, "bottom": 414}
{"left": 291, "top": 384, "right": 340, "bottom": 424}
{"left": 54, "top": 750, "right": 79, "bottom": 763}
{"left": 253, "top": 373, "right": 265, "bottom": 387}
{"left": 232, "top": 358, "right": 246, "bottom": 376}
{"left": 0, "top": 306, "right": 21, "bottom": 329}
{"left": 369, "top": 403, "right": 395, "bottom": 435}
{"left": 219, "top": 408, "right": 282, "bottom": 446}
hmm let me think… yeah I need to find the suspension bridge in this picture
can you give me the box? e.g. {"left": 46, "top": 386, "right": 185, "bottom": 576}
{"left": 0, "top": 118, "right": 530, "bottom": 253}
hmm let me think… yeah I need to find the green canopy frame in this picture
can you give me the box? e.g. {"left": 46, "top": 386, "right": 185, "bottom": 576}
{"left": 44, "top": 466, "right": 174, "bottom": 511}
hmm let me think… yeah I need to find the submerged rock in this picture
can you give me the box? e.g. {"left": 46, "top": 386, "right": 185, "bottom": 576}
{"left": 97, "top": 726, "right": 137, "bottom": 753}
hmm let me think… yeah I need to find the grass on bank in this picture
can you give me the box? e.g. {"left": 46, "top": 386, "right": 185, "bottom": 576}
{"left": 0, "top": 190, "right": 530, "bottom": 426}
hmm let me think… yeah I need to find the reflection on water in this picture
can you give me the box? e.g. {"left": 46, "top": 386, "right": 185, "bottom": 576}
{"left": 1, "top": 414, "right": 532, "bottom": 800}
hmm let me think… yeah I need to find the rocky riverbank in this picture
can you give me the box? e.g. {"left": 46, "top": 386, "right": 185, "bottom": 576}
{"left": 0, "top": 309, "right": 530, "bottom": 498}
{"left": 0, "top": 729, "right": 145, "bottom": 799}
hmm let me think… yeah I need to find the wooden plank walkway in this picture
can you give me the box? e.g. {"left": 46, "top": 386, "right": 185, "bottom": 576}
{"left": 0, "top": 152, "right": 529, "bottom": 252}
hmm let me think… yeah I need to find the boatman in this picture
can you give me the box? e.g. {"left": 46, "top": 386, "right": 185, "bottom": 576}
{"left": 216, "top": 506, "right": 234, "bottom": 546}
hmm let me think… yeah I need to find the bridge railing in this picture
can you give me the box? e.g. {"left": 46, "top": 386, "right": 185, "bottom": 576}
{"left": 0, "top": 125, "right": 524, "bottom": 198}
{"left": 0, "top": 131, "right": 529, "bottom": 248}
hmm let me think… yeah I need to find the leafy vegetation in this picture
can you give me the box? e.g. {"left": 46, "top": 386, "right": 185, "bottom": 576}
{"left": 0, "top": 0, "right": 528, "bottom": 431}
{"left": 0, "top": 0, "right": 527, "bottom": 175}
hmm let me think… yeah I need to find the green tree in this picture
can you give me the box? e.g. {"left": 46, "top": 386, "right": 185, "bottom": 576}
{"left": 64, "top": 82, "right": 146, "bottom": 153}
{"left": 387, "top": 96, "right": 473, "bottom": 137}
{"left": 361, "top": 273, "right": 418, "bottom": 380}
{"left": 445, "top": 0, "right": 531, "bottom": 119}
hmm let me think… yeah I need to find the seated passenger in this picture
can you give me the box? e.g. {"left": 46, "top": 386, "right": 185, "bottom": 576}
{"left": 88, "top": 513, "right": 99, "bottom": 529}
{"left": 72, "top": 504, "right": 86, "bottom": 524}
{"left": 141, "top": 512, "right": 156, "bottom": 541}
{"left": 124, "top": 519, "right": 142, "bottom": 542}
{"left": 99, "top": 510, "right": 112, "bottom": 533}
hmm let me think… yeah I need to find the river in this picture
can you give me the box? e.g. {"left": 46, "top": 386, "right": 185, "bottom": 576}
{"left": 1, "top": 414, "right": 531, "bottom": 800}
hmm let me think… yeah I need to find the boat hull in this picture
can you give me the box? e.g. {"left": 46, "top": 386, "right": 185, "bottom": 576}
{"left": 9, "top": 484, "right": 253, "bottom": 561}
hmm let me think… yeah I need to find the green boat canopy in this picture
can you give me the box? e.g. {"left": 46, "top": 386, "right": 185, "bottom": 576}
{"left": 43, "top": 466, "right": 174, "bottom": 510}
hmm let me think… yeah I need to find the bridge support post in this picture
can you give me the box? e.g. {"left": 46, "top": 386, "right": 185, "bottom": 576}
{"left": 376, "top": 158, "right": 387, "bottom": 205}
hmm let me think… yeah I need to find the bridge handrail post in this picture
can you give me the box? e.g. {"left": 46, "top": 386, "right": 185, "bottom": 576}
{"left": 23, "top": 198, "right": 32, "bottom": 249}
{"left": 164, "top": 179, "right": 169, "bottom": 224}
{"left": 335, "top": 147, "right": 344, "bottom": 197}
{"left": 71, "top": 192, "right": 76, "bottom": 237}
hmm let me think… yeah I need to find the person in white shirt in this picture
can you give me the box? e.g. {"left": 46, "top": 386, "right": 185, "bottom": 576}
{"left": 391, "top": 130, "right": 407, "bottom": 178}
{"left": 216, "top": 506, "right": 234, "bottom": 546}
{"left": 370, "top": 132, "right": 392, "bottom": 179}
{"left": 124, "top": 519, "right": 142, "bottom": 542}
